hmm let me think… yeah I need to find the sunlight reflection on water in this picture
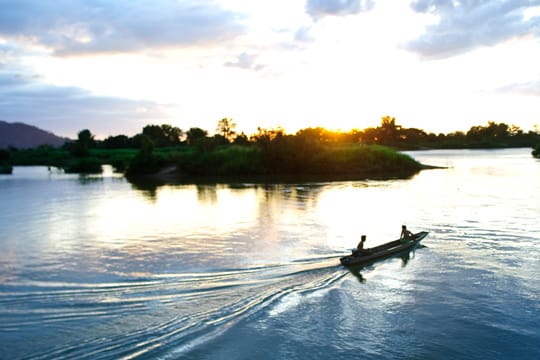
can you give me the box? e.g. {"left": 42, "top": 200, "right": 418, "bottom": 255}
{"left": 1, "top": 149, "right": 539, "bottom": 359}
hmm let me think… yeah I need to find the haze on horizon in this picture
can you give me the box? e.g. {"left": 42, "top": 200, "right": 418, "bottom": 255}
{"left": 1, "top": 0, "right": 540, "bottom": 139}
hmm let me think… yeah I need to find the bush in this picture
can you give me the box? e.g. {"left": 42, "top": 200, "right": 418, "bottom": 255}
{"left": 0, "top": 165, "right": 13, "bottom": 174}
{"left": 533, "top": 142, "right": 540, "bottom": 158}
{"left": 125, "top": 135, "right": 168, "bottom": 176}
{"left": 69, "top": 141, "right": 89, "bottom": 157}
{"left": 214, "top": 145, "right": 263, "bottom": 175}
{"left": 0, "top": 149, "right": 10, "bottom": 162}
{"left": 126, "top": 153, "right": 165, "bottom": 176}
{"left": 177, "top": 145, "right": 262, "bottom": 176}
{"left": 0, "top": 149, "right": 13, "bottom": 174}
{"left": 312, "top": 144, "right": 420, "bottom": 175}
{"left": 110, "top": 158, "right": 128, "bottom": 172}
{"left": 175, "top": 143, "right": 421, "bottom": 178}
{"left": 64, "top": 158, "right": 103, "bottom": 173}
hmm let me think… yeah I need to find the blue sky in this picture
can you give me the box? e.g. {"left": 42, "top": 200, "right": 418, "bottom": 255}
{"left": 1, "top": 0, "right": 540, "bottom": 138}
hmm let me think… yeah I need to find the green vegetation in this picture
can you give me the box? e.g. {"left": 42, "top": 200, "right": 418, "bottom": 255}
{"left": 533, "top": 142, "right": 540, "bottom": 158}
{"left": 126, "top": 135, "right": 166, "bottom": 176}
{"left": 311, "top": 144, "right": 420, "bottom": 175}
{"left": 68, "top": 129, "right": 95, "bottom": 157}
{"left": 0, "top": 149, "right": 13, "bottom": 174}
{"left": 2, "top": 116, "right": 539, "bottom": 177}
{"left": 64, "top": 158, "right": 103, "bottom": 174}
{"left": 176, "top": 142, "right": 420, "bottom": 178}
{"left": 361, "top": 116, "right": 539, "bottom": 149}
{"left": 177, "top": 145, "right": 263, "bottom": 176}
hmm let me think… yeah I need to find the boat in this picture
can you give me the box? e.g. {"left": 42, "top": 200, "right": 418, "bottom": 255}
{"left": 340, "top": 231, "right": 429, "bottom": 266}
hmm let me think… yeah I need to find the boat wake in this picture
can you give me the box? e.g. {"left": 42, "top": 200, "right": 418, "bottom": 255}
{"left": 2, "top": 257, "right": 347, "bottom": 359}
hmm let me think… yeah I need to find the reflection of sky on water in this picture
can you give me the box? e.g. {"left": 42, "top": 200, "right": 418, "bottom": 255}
{"left": 1, "top": 149, "right": 540, "bottom": 359}
{"left": 3, "top": 149, "right": 539, "bottom": 284}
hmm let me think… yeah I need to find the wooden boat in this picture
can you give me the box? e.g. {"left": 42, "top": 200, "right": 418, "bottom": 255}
{"left": 340, "top": 231, "right": 429, "bottom": 266}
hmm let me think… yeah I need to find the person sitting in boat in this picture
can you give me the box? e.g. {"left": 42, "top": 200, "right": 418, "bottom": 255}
{"left": 400, "top": 225, "right": 413, "bottom": 242}
{"left": 353, "top": 235, "right": 367, "bottom": 255}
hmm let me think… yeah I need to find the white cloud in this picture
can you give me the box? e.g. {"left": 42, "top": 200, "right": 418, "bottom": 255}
{"left": 2, "top": 0, "right": 540, "bottom": 136}
{"left": 497, "top": 80, "right": 540, "bottom": 97}
{"left": 0, "top": 70, "right": 171, "bottom": 138}
{"left": 224, "top": 52, "right": 265, "bottom": 71}
{"left": 306, "top": 0, "right": 375, "bottom": 20}
{"left": 406, "top": 0, "right": 540, "bottom": 59}
{"left": 294, "top": 26, "right": 316, "bottom": 43}
{"left": 0, "top": 0, "right": 245, "bottom": 55}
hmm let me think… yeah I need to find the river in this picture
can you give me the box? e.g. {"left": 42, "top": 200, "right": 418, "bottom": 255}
{"left": 0, "top": 148, "right": 539, "bottom": 359}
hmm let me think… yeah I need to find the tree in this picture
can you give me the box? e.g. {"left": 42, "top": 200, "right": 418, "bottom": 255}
{"left": 509, "top": 124, "right": 522, "bottom": 136}
{"left": 142, "top": 124, "right": 183, "bottom": 147}
{"left": 103, "top": 135, "right": 130, "bottom": 149}
{"left": 126, "top": 135, "right": 163, "bottom": 176}
{"left": 78, "top": 129, "right": 95, "bottom": 146}
{"left": 379, "top": 116, "right": 400, "bottom": 145}
{"left": 216, "top": 118, "right": 237, "bottom": 143}
{"left": 186, "top": 127, "right": 208, "bottom": 145}
{"left": 212, "top": 134, "right": 229, "bottom": 146}
{"left": 251, "top": 127, "right": 285, "bottom": 144}
{"left": 160, "top": 124, "right": 183, "bottom": 145}
{"left": 400, "top": 128, "right": 428, "bottom": 145}
{"left": 69, "top": 129, "right": 95, "bottom": 157}
{"left": 296, "top": 127, "right": 327, "bottom": 143}
{"left": 466, "top": 121, "right": 510, "bottom": 145}
{"left": 233, "top": 132, "right": 250, "bottom": 145}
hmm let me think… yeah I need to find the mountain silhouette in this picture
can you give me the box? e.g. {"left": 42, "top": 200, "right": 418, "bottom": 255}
{"left": 0, "top": 120, "right": 67, "bottom": 149}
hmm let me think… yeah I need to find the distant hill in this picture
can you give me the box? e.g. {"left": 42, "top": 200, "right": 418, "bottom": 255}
{"left": 0, "top": 120, "right": 68, "bottom": 149}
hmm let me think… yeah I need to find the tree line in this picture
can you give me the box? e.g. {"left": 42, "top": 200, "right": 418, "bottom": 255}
{"left": 68, "top": 116, "right": 540, "bottom": 151}
{"left": 58, "top": 117, "right": 425, "bottom": 177}
{"left": 3, "top": 116, "right": 539, "bottom": 175}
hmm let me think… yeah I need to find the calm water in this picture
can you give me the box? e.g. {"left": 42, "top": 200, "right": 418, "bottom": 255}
{"left": 0, "top": 148, "right": 539, "bottom": 359}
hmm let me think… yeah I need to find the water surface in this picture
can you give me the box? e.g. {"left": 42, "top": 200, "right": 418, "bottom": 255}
{"left": 1, "top": 149, "right": 539, "bottom": 359}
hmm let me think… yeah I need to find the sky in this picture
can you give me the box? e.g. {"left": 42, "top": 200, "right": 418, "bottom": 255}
{"left": 1, "top": 0, "right": 540, "bottom": 139}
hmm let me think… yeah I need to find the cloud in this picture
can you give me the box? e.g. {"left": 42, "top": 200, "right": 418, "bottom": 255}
{"left": 0, "top": 0, "right": 245, "bottom": 55}
{"left": 405, "top": 0, "right": 540, "bottom": 59}
{"left": 0, "top": 42, "right": 29, "bottom": 61}
{"left": 497, "top": 80, "right": 540, "bottom": 97}
{"left": 0, "top": 72, "right": 171, "bottom": 137}
{"left": 294, "top": 26, "right": 316, "bottom": 43}
{"left": 306, "top": 0, "right": 375, "bottom": 19}
{"left": 224, "top": 52, "right": 265, "bottom": 71}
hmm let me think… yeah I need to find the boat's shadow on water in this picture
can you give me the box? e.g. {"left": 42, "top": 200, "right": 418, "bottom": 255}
{"left": 346, "top": 245, "right": 426, "bottom": 283}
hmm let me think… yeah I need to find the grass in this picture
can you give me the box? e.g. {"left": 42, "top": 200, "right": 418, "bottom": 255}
{"left": 175, "top": 143, "right": 421, "bottom": 179}
{"left": 6, "top": 143, "right": 422, "bottom": 180}
{"left": 177, "top": 145, "right": 263, "bottom": 176}
{"left": 312, "top": 144, "right": 421, "bottom": 175}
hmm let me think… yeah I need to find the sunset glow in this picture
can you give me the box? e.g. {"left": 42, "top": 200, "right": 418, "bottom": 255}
{"left": 1, "top": 0, "right": 540, "bottom": 138}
